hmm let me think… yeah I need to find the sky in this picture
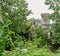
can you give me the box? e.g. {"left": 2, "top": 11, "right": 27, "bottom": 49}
{"left": 26, "top": 0, "right": 53, "bottom": 19}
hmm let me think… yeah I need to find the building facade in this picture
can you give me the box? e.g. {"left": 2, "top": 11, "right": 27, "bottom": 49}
{"left": 41, "top": 13, "right": 51, "bottom": 30}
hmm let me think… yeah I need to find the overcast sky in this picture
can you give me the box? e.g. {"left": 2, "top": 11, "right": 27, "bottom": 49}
{"left": 26, "top": 0, "right": 53, "bottom": 19}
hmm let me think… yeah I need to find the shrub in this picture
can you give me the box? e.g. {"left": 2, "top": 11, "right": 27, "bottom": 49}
{"left": 35, "top": 25, "right": 43, "bottom": 38}
{"left": 0, "top": 18, "right": 15, "bottom": 53}
{"left": 2, "top": 47, "right": 55, "bottom": 56}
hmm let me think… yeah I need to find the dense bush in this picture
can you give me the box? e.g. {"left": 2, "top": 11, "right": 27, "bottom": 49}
{"left": 0, "top": 18, "right": 15, "bottom": 56}
{"left": 35, "top": 25, "right": 49, "bottom": 46}
{"left": 35, "top": 25, "right": 43, "bottom": 38}
{"left": 50, "top": 19, "right": 60, "bottom": 45}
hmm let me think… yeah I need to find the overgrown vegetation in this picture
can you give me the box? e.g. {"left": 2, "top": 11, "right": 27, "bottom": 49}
{"left": 0, "top": 0, "right": 60, "bottom": 56}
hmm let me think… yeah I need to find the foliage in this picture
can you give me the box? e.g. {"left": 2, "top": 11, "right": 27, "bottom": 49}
{"left": 35, "top": 25, "right": 49, "bottom": 46}
{"left": 0, "top": 18, "right": 15, "bottom": 56}
{"left": 0, "top": 0, "right": 31, "bottom": 38}
{"left": 45, "top": 0, "right": 60, "bottom": 45}
{"left": 35, "top": 25, "right": 43, "bottom": 38}
{"left": 1, "top": 0, "right": 60, "bottom": 56}
{"left": 0, "top": 0, "right": 32, "bottom": 55}
{"left": 2, "top": 47, "right": 55, "bottom": 56}
{"left": 51, "top": 19, "right": 60, "bottom": 44}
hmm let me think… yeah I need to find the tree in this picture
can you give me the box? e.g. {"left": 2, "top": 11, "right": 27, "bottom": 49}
{"left": 45, "top": 0, "right": 60, "bottom": 18}
{"left": 0, "top": 0, "right": 31, "bottom": 37}
{"left": 45, "top": 0, "right": 60, "bottom": 45}
{"left": 0, "top": 0, "right": 32, "bottom": 54}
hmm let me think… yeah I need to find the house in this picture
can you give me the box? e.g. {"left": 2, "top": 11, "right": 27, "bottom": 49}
{"left": 41, "top": 13, "right": 51, "bottom": 30}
